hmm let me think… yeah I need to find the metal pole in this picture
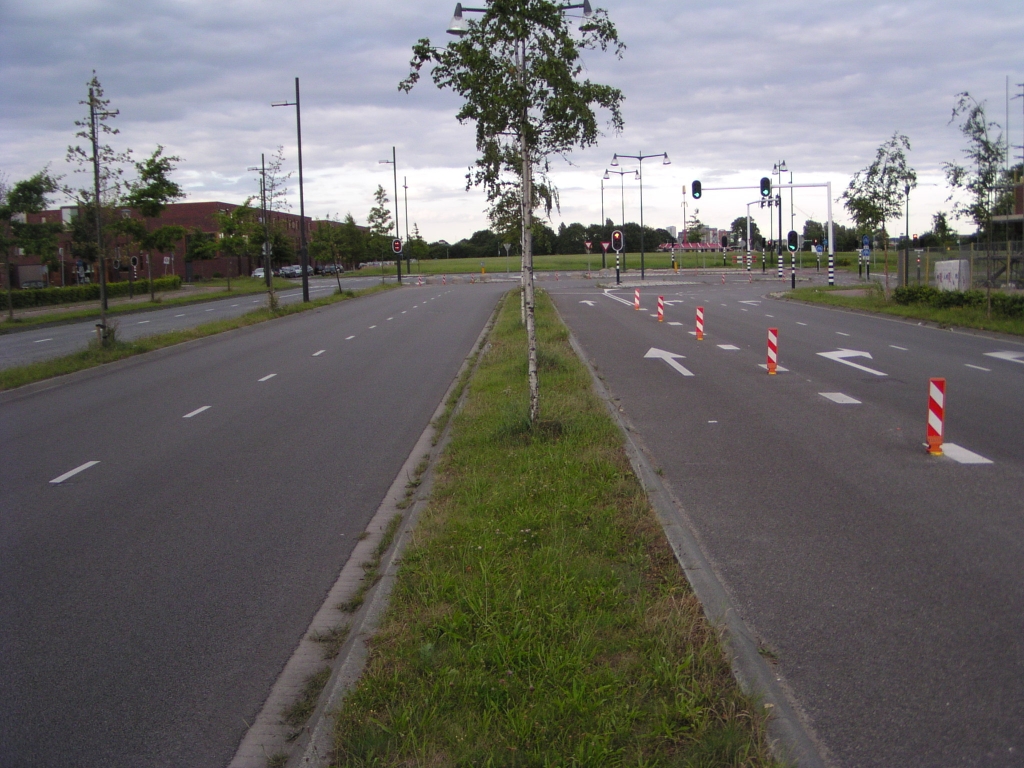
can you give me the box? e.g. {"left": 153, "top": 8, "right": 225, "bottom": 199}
{"left": 403, "top": 176, "right": 410, "bottom": 274}
{"left": 827, "top": 181, "right": 835, "bottom": 286}
{"left": 620, "top": 173, "right": 625, "bottom": 270}
{"left": 295, "top": 78, "right": 309, "bottom": 302}
{"left": 777, "top": 193, "right": 783, "bottom": 279}
{"left": 638, "top": 155, "right": 645, "bottom": 280}
{"left": 600, "top": 176, "right": 604, "bottom": 228}
{"left": 90, "top": 87, "right": 108, "bottom": 335}
{"left": 392, "top": 147, "right": 401, "bottom": 284}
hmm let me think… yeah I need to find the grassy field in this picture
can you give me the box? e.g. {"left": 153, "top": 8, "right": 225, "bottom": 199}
{"left": 0, "top": 276, "right": 303, "bottom": 333}
{"left": 787, "top": 284, "right": 1024, "bottom": 336}
{"left": 331, "top": 290, "right": 778, "bottom": 766}
{"left": 0, "top": 284, "right": 393, "bottom": 391}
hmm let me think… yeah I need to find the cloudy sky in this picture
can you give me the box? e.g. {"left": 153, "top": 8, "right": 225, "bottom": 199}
{"left": 2, "top": 0, "right": 1021, "bottom": 243}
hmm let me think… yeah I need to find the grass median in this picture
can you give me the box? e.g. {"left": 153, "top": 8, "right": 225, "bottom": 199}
{"left": 787, "top": 284, "right": 1024, "bottom": 336}
{"left": 332, "top": 289, "right": 778, "bottom": 766}
{"left": 0, "top": 284, "right": 394, "bottom": 392}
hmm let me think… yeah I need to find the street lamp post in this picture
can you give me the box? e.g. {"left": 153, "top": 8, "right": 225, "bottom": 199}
{"left": 604, "top": 167, "right": 637, "bottom": 270}
{"left": 378, "top": 147, "right": 402, "bottom": 284}
{"left": 271, "top": 77, "right": 310, "bottom": 302}
{"left": 611, "top": 151, "right": 670, "bottom": 280}
{"left": 403, "top": 176, "right": 411, "bottom": 274}
{"left": 247, "top": 155, "right": 274, "bottom": 303}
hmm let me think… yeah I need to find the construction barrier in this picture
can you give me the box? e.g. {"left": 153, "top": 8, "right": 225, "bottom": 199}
{"left": 442, "top": 275, "right": 446, "bottom": 285}
{"left": 927, "top": 377, "right": 945, "bottom": 455}
{"left": 634, "top": 289, "right": 640, "bottom": 310}
{"left": 696, "top": 306, "right": 704, "bottom": 340}
{"left": 767, "top": 327, "right": 778, "bottom": 374}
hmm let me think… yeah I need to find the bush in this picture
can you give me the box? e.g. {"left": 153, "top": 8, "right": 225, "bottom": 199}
{"left": 0, "top": 276, "right": 182, "bottom": 310}
{"left": 891, "top": 285, "right": 1024, "bottom": 318}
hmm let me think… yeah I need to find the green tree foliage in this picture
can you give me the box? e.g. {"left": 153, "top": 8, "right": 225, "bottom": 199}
{"left": 944, "top": 93, "right": 1006, "bottom": 234}
{"left": 841, "top": 132, "right": 916, "bottom": 291}
{"left": 367, "top": 185, "right": 393, "bottom": 260}
{"left": 732, "top": 216, "right": 761, "bottom": 248}
{"left": 213, "top": 201, "right": 261, "bottom": 287}
{"left": 401, "top": 0, "right": 624, "bottom": 228}
{"left": 0, "top": 170, "right": 63, "bottom": 318}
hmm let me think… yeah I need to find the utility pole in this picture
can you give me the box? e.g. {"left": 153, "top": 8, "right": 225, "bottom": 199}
{"left": 271, "top": 78, "right": 309, "bottom": 301}
{"left": 89, "top": 86, "right": 109, "bottom": 337}
{"left": 403, "top": 176, "right": 410, "bottom": 274}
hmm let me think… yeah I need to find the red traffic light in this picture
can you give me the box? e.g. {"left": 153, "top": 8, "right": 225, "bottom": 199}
{"left": 392, "top": 238, "right": 403, "bottom": 254}
{"left": 611, "top": 230, "right": 624, "bottom": 252}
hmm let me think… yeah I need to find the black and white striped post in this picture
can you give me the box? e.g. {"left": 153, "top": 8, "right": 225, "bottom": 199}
{"left": 615, "top": 253, "right": 620, "bottom": 285}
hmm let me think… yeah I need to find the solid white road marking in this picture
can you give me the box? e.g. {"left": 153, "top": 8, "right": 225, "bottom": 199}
{"left": 836, "top": 331, "right": 850, "bottom": 336}
{"left": 231, "top": 304, "right": 239, "bottom": 307}
{"left": 50, "top": 461, "right": 100, "bottom": 485}
{"left": 175, "top": 314, "right": 186, "bottom": 317}
{"left": 644, "top": 347, "right": 695, "bottom": 377}
{"left": 205, "top": 308, "right": 215, "bottom": 312}
{"left": 346, "top": 335, "right": 355, "bottom": 340}
{"left": 313, "top": 350, "right": 325, "bottom": 357}
{"left": 708, "top": 420, "right": 718, "bottom": 423}
{"left": 964, "top": 364, "right": 990, "bottom": 371}
{"left": 717, "top": 344, "right": 740, "bottom": 350}
{"left": 603, "top": 289, "right": 635, "bottom": 307}
{"left": 740, "top": 308, "right": 748, "bottom": 311}
{"left": 258, "top": 374, "right": 277, "bottom": 382}
{"left": 765, "top": 314, "right": 774, "bottom": 317}
{"left": 889, "top": 345, "right": 907, "bottom": 351}
{"left": 668, "top": 322, "right": 683, "bottom": 326}
{"left": 819, "top": 392, "right": 861, "bottom": 404}
{"left": 984, "top": 351, "right": 1024, "bottom": 365}
{"left": 817, "top": 349, "right": 887, "bottom": 376}
{"left": 183, "top": 406, "right": 212, "bottom": 418}
{"left": 137, "top": 320, "right": 150, "bottom": 324}
{"left": 739, "top": 300, "right": 761, "bottom": 305}
{"left": 33, "top": 338, "right": 53, "bottom": 343}
{"left": 942, "top": 443, "right": 993, "bottom": 465}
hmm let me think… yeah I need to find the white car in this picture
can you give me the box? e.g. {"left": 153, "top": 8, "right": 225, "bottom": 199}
{"left": 251, "top": 268, "right": 265, "bottom": 279}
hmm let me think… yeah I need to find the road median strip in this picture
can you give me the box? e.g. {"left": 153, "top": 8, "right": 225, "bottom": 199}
{"left": 0, "top": 284, "right": 395, "bottom": 392}
{"left": 318, "top": 289, "right": 779, "bottom": 765}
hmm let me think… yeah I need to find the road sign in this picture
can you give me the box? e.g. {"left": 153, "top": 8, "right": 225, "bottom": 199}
{"left": 862, "top": 234, "right": 870, "bottom": 247}
{"left": 163, "top": 256, "right": 171, "bottom": 265}
{"left": 392, "top": 238, "right": 403, "bottom": 254}
{"left": 816, "top": 245, "right": 824, "bottom": 254}
{"left": 861, "top": 248, "right": 871, "bottom": 259}
{"left": 584, "top": 240, "right": 592, "bottom": 253}
{"left": 601, "top": 241, "right": 610, "bottom": 253}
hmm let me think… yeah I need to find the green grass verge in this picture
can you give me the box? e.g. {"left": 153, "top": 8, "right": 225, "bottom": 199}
{"left": 787, "top": 284, "right": 1024, "bottom": 336}
{"left": 0, "top": 277, "right": 303, "bottom": 333}
{"left": 0, "top": 284, "right": 394, "bottom": 391}
{"left": 331, "top": 289, "right": 778, "bottom": 766}
{"left": 354, "top": 251, "right": 760, "bottom": 276}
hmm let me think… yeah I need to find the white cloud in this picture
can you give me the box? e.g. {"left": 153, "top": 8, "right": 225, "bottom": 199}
{"left": 1, "top": 0, "right": 1020, "bottom": 240}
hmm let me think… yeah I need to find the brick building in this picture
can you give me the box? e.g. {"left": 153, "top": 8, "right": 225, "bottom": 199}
{"left": 6, "top": 201, "right": 314, "bottom": 288}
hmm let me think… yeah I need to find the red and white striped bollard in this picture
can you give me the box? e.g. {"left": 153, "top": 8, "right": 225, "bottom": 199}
{"left": 634, "top": 288, "right": 640, "bottom": 310}
{"left": 696, "top": 306, "right": 704, "bottom": 340}
{"left": 442, "top": 275, "right": 446, "bottom": 285}
{"left": 657, "top": 296, "right": 664, "bottom": 322}
{"left": 767, "top": 327, "right": 778, "bottom": 374}
{"left": 927, "top": 378, "right": 945, "bottom": 455}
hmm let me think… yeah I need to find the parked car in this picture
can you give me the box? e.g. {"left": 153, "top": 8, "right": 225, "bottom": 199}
{"left": 279, "top": 265, "right": 301, "bottom": 278}
{"left": 321, "top": 263, "right": 345, "bottom": 275}
{"left": 251, "top": 268, "right": 265, "bottom": 279}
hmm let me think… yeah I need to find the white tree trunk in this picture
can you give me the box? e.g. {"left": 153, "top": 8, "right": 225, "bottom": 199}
{"left": 519, "top": 39, "right": 539, "bottom": 424}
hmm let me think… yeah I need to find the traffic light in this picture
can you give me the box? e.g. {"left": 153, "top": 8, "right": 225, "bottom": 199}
{"left": 611, "top": 229, "right": 624, "bottom": 252}
{"left": 392, "top": 238, "right": 403, "bottom": 254}
{"left": 760, "top": 177, "right": 771, "bottom": 197}
{"left": 691, "top": 180, "right": 702, "bottom": 199}
{"left": 912, "top": 234, "right": 919, "bottom": 247}
{"left": 720, "top": 234, "right": 729, "bottom": 249}
{"left": 787, "top": 230, "right": 798, "bottom": 252}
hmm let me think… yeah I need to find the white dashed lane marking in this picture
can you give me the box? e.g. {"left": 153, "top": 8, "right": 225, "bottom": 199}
{"left": 345, "top": 335, "right": 355, "bottom": 340}
{"left": 819, "top": 392, "right": 861, "bottom": 404}
{"left": 836, "top": 332, "right": 850, "bottom": 337}
{"left": 258, "top": 374, "right": 277, "bottom": 382}
{"left": 668, "top": 322, "right": 683, "bottom": 326}
{"left": 890, "top": 345, "right": 907, "bottom": 351}
{"left": 183, "top": 406, "right": 212, "bottom": 418}
{"left": 313, "top": 350, "right": 325, "bottom": 357}
{"left": 964, "top": 364, "right": 990, "bottom": 371}
{"left": 175, "top": 314, "right": 186, "bottom": 317}
{"left": 796, "top": 322, "right": 807, "bottom": 326}
{"left": 717, "top": 344, "right": 740, "bottom": 351}
{"left": 137, "top": 320, "right": 150, "bottom": 324}
{"left": 33, "top": 338, "right": 53, "bottom": 343}
{"left": 369, "top": 325, "right": 377, "bottom": 329}
{"left": 50, "top": 461, "right": 100, "bottom": 485}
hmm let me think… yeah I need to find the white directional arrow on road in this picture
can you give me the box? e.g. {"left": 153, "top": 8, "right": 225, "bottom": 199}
{"left": 579, "top": 300, "right": 596, "bottom": 306}
{"left": 817, "top": 348, "right": 887, "bottom": 376}
{"left": 984, "top": 350, "right": 1024, "bottom": 365}
{"left": 644, "top": 347, "right": 695, "bottom": 377}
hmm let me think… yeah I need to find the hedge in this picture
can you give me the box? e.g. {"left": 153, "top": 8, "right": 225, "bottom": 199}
{"left": 892, "top": 285, "right": 1024, "bottom": 318}
{"left": 1, "top": 276, "right": 182, "bottom": 310}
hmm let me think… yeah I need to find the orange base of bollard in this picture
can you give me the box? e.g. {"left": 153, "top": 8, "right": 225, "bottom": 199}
{"left": 927, "top": 439, "right": 943, "bottom": 456}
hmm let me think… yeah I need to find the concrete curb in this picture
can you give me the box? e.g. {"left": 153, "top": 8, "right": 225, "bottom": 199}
{"left": 227, "top": 291, "right": 506, "bottom": 768}
{"left": 551, "top": 297, "right": 830, "bottom": 768}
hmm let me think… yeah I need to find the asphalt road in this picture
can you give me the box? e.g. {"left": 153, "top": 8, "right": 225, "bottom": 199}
{"left": 550, "top": 273, "right": 1024, "bottom": 767}
{"left": 0, "top": 281, "right": 506, "bottom": 767}
{"left": 0, "top": 275, "right": 409, "bottom": 371}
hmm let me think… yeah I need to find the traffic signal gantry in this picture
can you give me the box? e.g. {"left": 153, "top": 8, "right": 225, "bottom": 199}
{"left": 688, "top": 174, "right": 836, "bottom": 287}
